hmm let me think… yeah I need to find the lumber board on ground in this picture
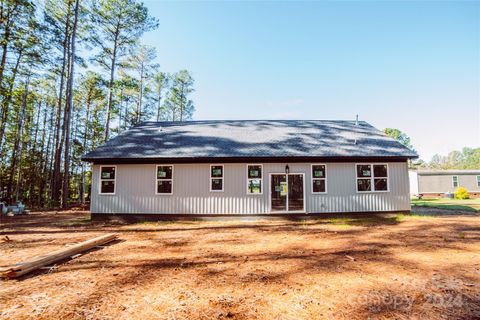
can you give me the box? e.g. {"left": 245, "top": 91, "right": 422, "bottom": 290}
{"left": 0, "top": 233, "right": 117, "bottom": 279}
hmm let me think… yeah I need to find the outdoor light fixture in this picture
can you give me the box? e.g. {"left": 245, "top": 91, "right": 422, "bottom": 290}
{"left": 285, "top": 165, "right": 290, "bottom": 174}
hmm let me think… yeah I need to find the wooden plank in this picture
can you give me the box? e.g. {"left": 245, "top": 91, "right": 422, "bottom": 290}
{"left": 0, "top": 233, "right": 118, "bottom": 279}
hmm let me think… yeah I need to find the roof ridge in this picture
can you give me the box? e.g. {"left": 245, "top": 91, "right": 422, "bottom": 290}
{"left": 139, "top": 119, "right": 368, "bottom": 123}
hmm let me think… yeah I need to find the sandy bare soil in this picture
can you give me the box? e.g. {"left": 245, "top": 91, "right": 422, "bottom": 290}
{"left": 1, "top": 211, "right": 479, "bottom": 320}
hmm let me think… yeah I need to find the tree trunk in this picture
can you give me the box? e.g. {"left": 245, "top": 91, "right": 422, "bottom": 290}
{"left": 137, "top": 63, "right": 144, "bottom": 124}
{"left": 7, "top": 75, "right": 30, "bottom": 203}
{"left": 62, "top": 0, "right": 80, "bottom": 209}
{"left": 27, "top": 99, "right": 42, "bottom": 205}
{"left": 45, "top": 104, "right": 55, "bottom": 207}
{"left": 38, "top": 102, "right": 49, "bottom": 207}
{"left": 0, "top": 48, "right": 23, "bottom": 156}
{"left": 0, "top": 23, "right": 10, "bottom": 90}
{"left": 51, "top": 0, "right": 72, "bottom": 205}
{"left": 104, "top": 24, "right": 120, "bottom": 142}
{"left": 80, "top": 94, "right": 92, "bottom": 204}
{"left": 156, "top": 82, "right": 162, "bottom": 121}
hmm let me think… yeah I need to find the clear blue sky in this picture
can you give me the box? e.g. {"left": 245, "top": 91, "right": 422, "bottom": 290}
{"left": 141, "top": 0, "right": 479, "bottom": 161}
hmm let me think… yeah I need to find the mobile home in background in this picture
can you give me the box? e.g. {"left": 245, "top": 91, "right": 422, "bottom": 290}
{"left": 409, "top": 170, "right": 480, "bottom": 198}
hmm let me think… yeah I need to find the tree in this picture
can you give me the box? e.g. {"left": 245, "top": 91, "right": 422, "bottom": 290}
{"left": 0, "top": 0, "right": 38, "bottom": 155}
{"left": 152, "top": 71, "right": 169, "bottom": 121}
{"left": 89, "top": 0, "right": 158, "bottom": 141}
{"left": 427, "top": 148, "right": 480, "bottom": 170}
{"left": 76, "top": 71, "right": 106, "bottom": 203}
{"left": 383, "top": 128, "right": 415, "bottom": 151}
{"left": 125, "top": 44, "right": 158, "bottom": 124}
{"left": 61, "top": 0, "right": 80, "bottom": 208}
{"left": 164, "top": 70, "right": 195, "bottom": 121}
{"left": 0, "top": 0, "right": 198, "bottom": 209}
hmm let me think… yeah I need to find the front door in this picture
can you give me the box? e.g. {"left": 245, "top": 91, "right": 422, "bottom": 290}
{"left": 270, "top": 174, "right": 304, "bottom": 212}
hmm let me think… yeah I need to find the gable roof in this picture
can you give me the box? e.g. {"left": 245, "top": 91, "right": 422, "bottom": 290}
{"left": 82, "top": 120, "right": 418, "bottom": 163}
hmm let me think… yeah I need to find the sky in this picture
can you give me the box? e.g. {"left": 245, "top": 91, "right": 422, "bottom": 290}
{"left": 141, "top": 0, "right": 480, "bottom": 161}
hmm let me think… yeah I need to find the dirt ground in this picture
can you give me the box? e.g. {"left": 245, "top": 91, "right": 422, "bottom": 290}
{"left": 1, "top": 211, "right": 479, "bottom": 320}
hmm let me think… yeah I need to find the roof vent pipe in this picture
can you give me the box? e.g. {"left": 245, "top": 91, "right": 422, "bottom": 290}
{"left": 355, "top": 114, "right": 359, "bottom": 126}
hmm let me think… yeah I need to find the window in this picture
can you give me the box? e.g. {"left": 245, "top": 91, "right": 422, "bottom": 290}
{"left": 356, "top": 164, "right": 388, "bottom": 192}
{"left": 311, "top": 164, "right": 327, "bottom": 193}
{"left": 99, "top": 166, "right": 116, "bottom": 194}
{"left": 477, "top": 176, "right": 480, "bottom": 187}
{"left": 156, "top": 165, "right": 173, "bottom": 194}
{"left": 452, "top": 176, "right": 459, "bottom": 188}
{"left": 247, "top": 164, "right": 262, "bottom": 194}
{"left": 210, "top": 165, "right": 224, "bottom": 192}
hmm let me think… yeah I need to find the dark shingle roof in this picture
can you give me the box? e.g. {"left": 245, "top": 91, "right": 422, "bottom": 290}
{"left": 82, "top": 120, "right": 418, "bottom": 161}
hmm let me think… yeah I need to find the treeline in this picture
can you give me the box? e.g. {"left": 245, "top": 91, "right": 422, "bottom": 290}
{"left": 0, "top": 0, "right": 195, "bottom": 208}
{"left": 415, "top": 148, "right": 480, "bottom": 170}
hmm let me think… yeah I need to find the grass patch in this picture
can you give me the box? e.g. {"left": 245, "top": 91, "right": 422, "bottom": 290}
{"left": 395, "top": 213, "right": 437, "bottom": 222}
{"left": 57, "top": 216, "right": 92, "bottom": 226}
{"left": 411, "top": 198, "right": 480, "bottom": 212}
{"left": 323, "top": 215, "right": 399, "bottom": 227}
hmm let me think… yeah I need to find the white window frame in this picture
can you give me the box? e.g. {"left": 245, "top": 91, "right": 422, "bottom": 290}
{"left": 477, "top": 175, "right": 480, "bottom": 188}
{"left": 311, "top": 164, "right": 327, "bottom": 194}
{"left": 155, "top": 165, "right": 174, "bottom": 195}
{"left": 246, "top": 164, "right": 263, "bottom": 195}
{"left": 355, "top": 163, "right": 389, "bottom": 193}
{"left": 452, "top": 175, "right": 459, "bottom": 188}
{"left": 210, "top": 164, "right": 224, "bottom": 192}
{"left": 99, "top": 165, "right": 117, "bottom": 195}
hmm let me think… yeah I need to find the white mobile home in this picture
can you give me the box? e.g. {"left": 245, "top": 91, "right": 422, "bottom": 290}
{"left": 411, "top": 169, "right": 480, "bottom": 198}
{"left": 82, "top": 120, "right": 417, "bottom": 217}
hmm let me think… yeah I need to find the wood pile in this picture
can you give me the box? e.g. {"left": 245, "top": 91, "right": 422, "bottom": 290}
{"left": 0, "top": 233, "right": 118, "bottom": 279}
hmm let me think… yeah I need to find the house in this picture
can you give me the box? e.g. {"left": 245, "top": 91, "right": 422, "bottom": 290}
{"left": 410, "top": 169, "right": 480, "bottom": 198}
{"left": 82, "top": 120, "right": 417, "bottom": 217}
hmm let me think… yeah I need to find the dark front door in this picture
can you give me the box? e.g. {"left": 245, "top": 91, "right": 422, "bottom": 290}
{"left": 270, "top": 174, "right": 304, "bottom": 212}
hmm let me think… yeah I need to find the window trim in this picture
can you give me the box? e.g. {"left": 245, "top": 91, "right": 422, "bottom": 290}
{"left": 355, "top": 163, "right": 389, "bottom": 193}
{"left": 452, "top": 175, "right": 459, "bottom": 188}
{"left": 246, "top": 164, "right": 263, "bottom": 195}
{"left": 155, "top": 165, "right": 174, "bottom": 195}
{"left": 311, "top": 164, "right": 327, "bottom": 194}
{"left": 99, "top": 165, "right": 117, "bottom": 195}
{"left": 210, "top": 164, "right": 224, "bottom": 192}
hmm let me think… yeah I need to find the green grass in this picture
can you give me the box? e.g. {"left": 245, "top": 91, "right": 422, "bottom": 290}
{"left": 324, "top": 215, "right": 399, "bottom": 227}
{"left": 395, "top": 213, "right": 437, "bottom": 222}
{"left": 56, "top": 216, "right": 92, "bottom": 226}
{"left": 411, "top": 198, "right": 480, "bottom": 212}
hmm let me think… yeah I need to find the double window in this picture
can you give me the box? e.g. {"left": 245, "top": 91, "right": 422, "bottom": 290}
{"left": 247, "top": 164, "right": 262, "bottom": 194}
{"left": 156, "top": 165, "right": 173, "bottom": 194}
{"left": 99, "top": 166, "right": 116, "bottom": 194}
{"left": 311, "top": 164, "right": 327, "bottom": 193}
{"left": 452, "top": 176, "right": 459, "bottom": 188}
{"left": 210, "top": 165, "right": 224, "bottom": 192}
{"left": 356, "top": 164, "right": 388, "bottom": 192}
